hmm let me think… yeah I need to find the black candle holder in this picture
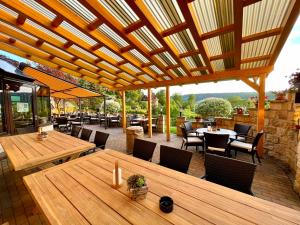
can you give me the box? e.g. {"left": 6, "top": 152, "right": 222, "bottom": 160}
{"left": 159, "top": 196, "right": 173, "bottom": 213}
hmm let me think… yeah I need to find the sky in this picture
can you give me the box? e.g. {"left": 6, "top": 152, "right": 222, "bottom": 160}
{"left": 0, "top": 17, "right": 299, "bottom": 96}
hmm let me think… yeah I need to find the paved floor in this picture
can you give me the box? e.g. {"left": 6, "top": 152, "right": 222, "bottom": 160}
{"left": 1, "top": 125, "right": 300, "bottom": 224}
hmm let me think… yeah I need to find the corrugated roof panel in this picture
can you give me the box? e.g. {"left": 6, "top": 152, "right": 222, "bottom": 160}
{"left": 149, "top": 65, "right": 163, "bottom": 75}
{"left": 118, "top": 72, "right": 135, "bottom": 81}
{"left": 134, "top": 80, "right": 143, "bottom": 85}
{"left": 60, "top": 21, "right": 97, "bottom": 46}
{"left": 123, "top": 63, "right": 141, "bottom": 73}
{"left": 143, "top": 0, "right": 185, "bottom": 30}
{"left": 243, "top": 0, "right": 292, "bottom": 37}
{"left": 26, "top": 20, "right": 67, "bottom": 43}
{"left": 132, "top": 26, "right": 163, "bottom": 51}
{"left": 115, "top": 84, "right": 124, "bottom": 88}
{"left": 171, "top": 67, "right": 186, "bottom": 77}
{"left": 100, "top": 77, "right": 115, "bottom": 85}
{"left": 164, "top": 76, "right": 171, "bottom": 80}
{"left": 0, "top": 4, "right": 18, "bottom": 17}
{"left": 71, "top": 45, "right": 97, "bottom": 60}
{"left": 203, "top": 32, "right": 234, "bottom": 56}
{"left": 182, "top": 54, "right": 205, "bottom": 69}
{"left": 98, "top": 0, "right": 139, "bottom": 27}
{"left": 242, "top": 36, "right": 277, "bottom": 59}
{"left": 80, "top": 69, "right": 99, "bottom": 79}
{"left": 21, "top": 0, "right": 56, "bottom": 20}
{"left": 241, "top": 60, "right": 269, "bottom": 69}
{"left": 155, "top": 51, "right": 177, "bottom": 66}
{"left": 76, "top": 59, "right": 98, "bottom": 71}
{"left": 43, "top": 42, "right": 73, "bottom": 58}
{"left": 211, "top": 59, "right": 225, "bottom": 71}
{"left": 129, "top": 49, "right": 150, "bottom": 64}
{"left": 117, "top": 78, "right": 130, "bottom": 86}
{"left": 100, "top": 70, "right": 117, "bottom": 80}
{"left": 98, "top": 46, "right": 123, "bottom": 62}
{"left": 60, "top": 0, "right": 97, "bottom": 23}
{"left": 0, "top": 21, "right": 38, "bottom": 41}
{"left": 168, "top": 29, "right": 197, "bottom": 54}
{"left": 139, "top": 74, "right": 154, "bottom": 83}
{"left": 98, "top": 61, "right": 119, "bottom": 71}
{"left": 98, "top": 23, "right": 129, "bottom": 48}
{"left": 190, "top": 0, "right": 234, "bottom": 33}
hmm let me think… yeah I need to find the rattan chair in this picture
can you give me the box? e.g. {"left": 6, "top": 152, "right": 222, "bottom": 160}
{"left": 229, "top": 131, "right": 264, "bottom": 163}
{"left": 159, "top": 145, "right": 193, "bottom": 173}
{"left": 70, "top": 125, "right": 81, "bottom": 137}
{"left": 183, "top": 121, "right": 198, "bottom": 137}
{"left": 94, "top": 131, "right": 109, "bottom": 150}
{"left": 181, "top": 126, "right": 204, "bottom": 151}
{"left": 132, "top": 138, "right": 157, "bottom": 161}
{"left": 80, "top": 128, "right": 92, "bottom": 141}
{"left": 204, "top": 132, "right": 229, "bottom": 156}
{"left": 56, "top": 117, "right": 69, "bottom": 132}
{"left": 233, "top": 123, "right": 251, "bottom": 142}
{"left": 203, "top": 153, "right": 257, "bottom": 195}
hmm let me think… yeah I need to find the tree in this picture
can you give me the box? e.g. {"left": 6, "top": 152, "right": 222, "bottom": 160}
{"left": 101, "top": 100, "right": 120, "bottom": 114}
{"left": 186, "top": 94, "right": 196, "bottom": 111}
{"left": 195, "top": 97, "right": 232, "bottom": 118}
{"left": 172, "top": 93, "right": 184, "bottom": 109}
{"left": 227, "top": 96, "right": 253, "bottom": 109}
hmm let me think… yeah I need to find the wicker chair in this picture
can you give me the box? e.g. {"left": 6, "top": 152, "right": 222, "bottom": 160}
{"left": 183, "top": 121, "right": 198, "bottom": 137}
{"left": 159, "top": 145, "right": 193, "bottom": 173}
{"left": 204, "top": 132, "right": 229, "bottom": 156}
{"left": 56, "top": 117, "right": 69, "bottom": 132}
{"left": 228, "top": 131, "right": 264, "bottom": 163}
{"left": 93, "top": 131, "right": 109, "bottom": 150}
{"left": 233, "top": 124, "right": 251, "bottom": 142}
{"left": 132, "top": 138, "right": 157, "bottom": 161}
{"left": 70, "top": 125, "right": 81, "bottom": 137}
{"left": 79, "top": 128, "right": 92, "bottom": 141}
{"left": 181, "top": 126, "right": 204, "bottom": 151}
{"left": 203, "top": 153, "right": 257, "bottom": 195}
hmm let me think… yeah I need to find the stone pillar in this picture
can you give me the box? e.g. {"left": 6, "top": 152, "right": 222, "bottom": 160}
{"left": 176, "top": 116, "right": 186, "bottom": 137}
{"left": 294, "top": 138, "right": 300, "bottom": 195}
{"left": 157, "top": 115, "right": 164, "bottom": 133}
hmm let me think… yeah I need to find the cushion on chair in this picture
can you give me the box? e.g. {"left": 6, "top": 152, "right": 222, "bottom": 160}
{"left": 207, "top": 146, "right": 226, "bottom": 152}
{"left": 187, "top": 132, "right": 198, "bottom": 137}
{"left": 184, "top": 137, "right": 203, "bottom": 143}
{"left": 236, "top": 136, "right": 246, "bottom": 141}
{"left": 230, "top": 141, "right": 253, "bottom": 152}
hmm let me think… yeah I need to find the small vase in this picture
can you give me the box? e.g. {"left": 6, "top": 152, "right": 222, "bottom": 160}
{"left": 129, "top": 186, "right": 148, "bottom": 200}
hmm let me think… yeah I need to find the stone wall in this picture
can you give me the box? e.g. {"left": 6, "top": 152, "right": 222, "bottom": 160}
{"left": 176, "top": 93, "right": 300, "bottom": 196}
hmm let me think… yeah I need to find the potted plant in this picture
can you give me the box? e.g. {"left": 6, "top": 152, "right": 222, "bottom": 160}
{"left": 234, "top": 107, "right": 244, "bottom": 115}
{"left": 127, "top": 174, "right": 148, "bottom": 200}
{"left": 272, "top": 90, "right": 287, "bottom": 100}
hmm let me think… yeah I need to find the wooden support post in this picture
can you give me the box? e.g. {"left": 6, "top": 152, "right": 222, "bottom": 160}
{"left": 257, "top": 74, "right": 266, "bottom": 156}
{"left": 148, "top": 88, "right": 152, "bottom": 138}
{"left": 166, "top": 86, "right": 171, "bottom": 141}
{"left": 121, "top": 91, "right": 126, "bottom": 133}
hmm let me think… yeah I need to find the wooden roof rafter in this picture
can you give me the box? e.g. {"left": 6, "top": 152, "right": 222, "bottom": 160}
{"left": 0, "top": 0, "right": 151, "bottom": 84}
{"left": 233, "top": 0, "right": 244, "bottom": 70}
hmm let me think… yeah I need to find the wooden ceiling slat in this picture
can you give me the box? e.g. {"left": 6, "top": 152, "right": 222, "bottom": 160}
{"left": 161, "top": 22, "right": 189, "bottom": 37}
{"left": 178, "top": 0, "right": 214, "bottom": 73}
{"left": 16, "top": 13, "right": 26, "bottom": 25}
{"left": 210, "top": 51, "right": 235, "bottom": 61}
{"left": 125, "top": 0, "right": 193, "bottom": 77}
{"left": 233, "top": 0, "right": 243, "bottom": 69}
{"left": 124, "top": 20, "right": 143, "bottom": 34}
{"left": 0, "top": 1, "right": 146, "bottom": 84}
{"left": 165, "top": 64, "right": 180, "bottom": 70}
{"left": 51, "top": 15, "right": 64, "bottom": 28}
{"left": 87, "top": 19, "right": 103, "bottom": 31}
{"left": 242, "top": 28, "right": 282, "bottom": 43}
{"left": 190, "top": 66, "right": 208, "bottom": 72}
{"left": 120, "top": 45, "right": 134, "bottom": 53}
{"left": 243, "top": 0, "right": 262, "bottom": 7}
{"left": 241, "top": 55, "right": 271, "bottom": 64}
{"left": 149, "top": 47, "right": 165, "bottom": 56}
{"left": 200, "top": 24, "right": 235, "bottom": 41}
{"left": 179, "top": 49, "right": 200, "bottom": 58}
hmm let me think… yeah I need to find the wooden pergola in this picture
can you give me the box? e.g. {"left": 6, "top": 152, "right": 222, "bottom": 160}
{"left": 0, "top": 0, "right": 299, "bottom": 155}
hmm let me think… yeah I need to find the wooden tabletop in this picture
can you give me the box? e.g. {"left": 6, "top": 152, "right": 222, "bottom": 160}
{"left": 23, "top": 149, "right": 300, "bottom": 225}
{"left": 0, "top": 131, "right": 95, "bottom": 171}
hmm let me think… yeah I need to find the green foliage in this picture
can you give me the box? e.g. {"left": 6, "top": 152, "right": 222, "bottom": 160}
{"left": 195, "top": 97, "right": 232, "bottom": 118}
{"left": 183, "top": 108, "right": 197, "bottom": 120}
{"left": 101, "top": 100, "right": 120, "bottom": 114}
{"left": 127, "top": 174, "right": 146, "bottom": 189}
{"left": 227, "top": 96, "right": 254, "bottom": 109}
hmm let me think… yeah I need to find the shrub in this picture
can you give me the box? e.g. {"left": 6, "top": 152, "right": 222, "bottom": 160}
{"left": 195, "top": 97, "right": 232, "bottom": 118}
{"left": 101, "top": 100, "right": 120, "bottom": 114}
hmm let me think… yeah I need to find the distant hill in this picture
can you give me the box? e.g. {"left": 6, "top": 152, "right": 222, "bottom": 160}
{"left": 182, "top": 92, "right": 275, "bottom": 102}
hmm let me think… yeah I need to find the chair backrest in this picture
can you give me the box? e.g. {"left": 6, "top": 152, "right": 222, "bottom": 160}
{"left": 203, "top": 121, "right": 217, "bottom": 128}
{"left": 80, "top": 128, "right": 92, "bottom": 141}
{"left": 204, "top": 153, "right": 257, "bottom": 194}
{"left": 234, "top": 124, "right": 251, "bottom": 135}
{"left": 71, "top": 125, "right": 81, "bottom": 137}
{"left": 56, "top": 117, "right": 68, "bottom": 125}
{"left": 180, "top": 126, "right": 188, "bottom": 139}
{"left": 252, "top": 131, "right": 264, "bottom": 149}
{"left": 152, "top": 118, "right": 158, "bottom": 125}
{"left": 204, "top": 132, "right": 229, "bottom": 149}
{"left": 133, "top": 138, "right": 157, "bottom": 161}
{"left": 159, "top": 145, "right": 193, "bottom": 173}
{"left": 94, "top": 131, "right": 109, "bottom": 149}
{"left": 183, "top": 121, "right": 193, "bottom": 132}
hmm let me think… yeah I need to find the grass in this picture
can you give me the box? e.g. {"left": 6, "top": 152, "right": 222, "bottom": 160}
{"left": 170, "top": 126, "right": 176, "bottom": 134}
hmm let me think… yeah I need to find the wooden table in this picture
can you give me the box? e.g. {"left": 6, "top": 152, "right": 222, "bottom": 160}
{"left": 0, "top": 131, "right": 95, "bottom": 171}
{"left": 23, "top": 150, "right": 300, "bottom": 225}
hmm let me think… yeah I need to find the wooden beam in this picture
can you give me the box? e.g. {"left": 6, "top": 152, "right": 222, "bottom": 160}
{"left": 241, "top": 55, "right": 271, "bottom": 64}
{"left": 243, "top": 0, "right": 261, "bottom": 7}
{"left": 120, "top": 45, "right": 134, "bottom": 53}
{"left": 8, "top": 38, "right": 16, "bottom": 44}
{"left": 165, "top": 64, "right": 180, "bottom": 70}
{"left": 16, "top": 14, "right": 26, "bottom": 25}
{"left": 200, "top": 24, "right": 235, "bottom": 41}
{"left": 122, "top": 91, "right": 126, "bottom": 133}
{"left": 87, "top": 19, "right": 103, "bottom": 31}
{"left": 116, "top": 60, "right": 126, "bottom": 66}
{"left": 161, "top": 22, "right": 188, "bottom": 37}
{"left": 179, "top": 49, "right": 200, "bottom": 58}
{"left": 269, "top": 1, "right": 300, "bottom": 65}
{"left": 210, "top": 51, "right": 235, "bottom": 61}
{"left": 90, "top": 43, "right": 103, "bottom": 51}
{"left": 233, "top": 0, "right": 243, "bottom": 69}
{"left": 141, "top": 62, "right": 152, "bottom": 68}
{"left": 115, "top": 66, "right": 274, "bottom": 90}
{"left": 149, "top": 47, "right": 165, "bottom": 56}
{"left": 63, "top": 41, "right": 73, "bottom": 49}
{"left": 51, "top": 15, "right": 64, "bottom": 28}
{"left": 123, "top": 20, "right": 143, "bottom": 34}
{"left": 147, "top": 88, "right": 152, "bottom": 138}
{"left": 241, "top": 78, "right": 259, "bottom": 91}
{"left": 179, "top": 1, "right": 214, "bottom": 73}
{"left": 257, "top": 74, "right": 266, "bottom": 157}
{"left": 36, "top": 39, "right": 44, "bottom": 47}
{"left": 166, "top": 86, "right": 170, "bottom": 141}
{"left": 242, "top": 28, "right": 282, "bottom": 43}
{"left": 190, "top": 66, "right": 208, "bottom": 72}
